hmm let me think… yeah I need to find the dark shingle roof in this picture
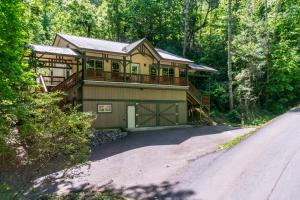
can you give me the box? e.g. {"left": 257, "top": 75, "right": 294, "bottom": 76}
{"left": 57, "top": 33, "right": 193, "bottom": 63}
{"left": 29, "top": 44, "right": 79, "bottom": 57}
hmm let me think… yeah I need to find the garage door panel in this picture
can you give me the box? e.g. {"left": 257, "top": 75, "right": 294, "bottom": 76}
{"left": 136, "top": 102, "right": 179, "bottom": 127}
{"left": 160, "top": 114, "right": 177, "bottom": 126}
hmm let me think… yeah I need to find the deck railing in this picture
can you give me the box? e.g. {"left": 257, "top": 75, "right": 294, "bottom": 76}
{"left": 43, "top": 75, "right": 65, "bottom": 86}
{"left": 86, "top": 70, "right": 188, "bottom": 86}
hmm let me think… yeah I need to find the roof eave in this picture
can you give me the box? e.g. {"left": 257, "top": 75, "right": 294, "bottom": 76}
{"left": 33, "top": 51, "right": 80, "bottom": 58}
{"left": 161, "top": 58, "right": 194, "bottom": 64}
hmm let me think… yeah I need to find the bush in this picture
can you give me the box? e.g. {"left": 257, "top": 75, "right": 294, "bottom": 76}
{"left": 0, "top": 183, "right": 19, "bottom": 200}
{"left": 225, "top": 110, "right": 242, "bottom": 123}
{"left": 0, "top": 92, "right": 95, "bottom": 169}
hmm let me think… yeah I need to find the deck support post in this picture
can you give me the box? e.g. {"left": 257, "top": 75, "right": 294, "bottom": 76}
{"left": 186, "top": 65, "right": 189, "bottom": 85}
{"left": 157, "top": 61, "right": 160, "bottom": 84}
{"left": 76, "top": 58, "right": 79, "bottom": 81}
{"left": 123, "top": 56, "right": 126, "bottom": 82}
{"left": 82, "top": 52, "right": 86, "bottom": 81}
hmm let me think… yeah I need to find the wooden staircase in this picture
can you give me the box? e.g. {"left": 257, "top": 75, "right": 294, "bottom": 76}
{"left": 51, "top": 71, "right": 82, "bottom": 92}
{"left": 187, "top": 82, "right": 212, "bottom": 125}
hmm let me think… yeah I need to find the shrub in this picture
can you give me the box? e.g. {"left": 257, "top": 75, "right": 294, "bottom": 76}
{"left": 0, "top": 92, "right": 95, "bottom": 169}
{"left": 225, "top": 109, "right": 242, "bottom": 123}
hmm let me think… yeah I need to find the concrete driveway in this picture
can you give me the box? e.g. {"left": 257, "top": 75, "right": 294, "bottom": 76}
{"left": 34, "top": 125, "right": 253, "bottom": 197}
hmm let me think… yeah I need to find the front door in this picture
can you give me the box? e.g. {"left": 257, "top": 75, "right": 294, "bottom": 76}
{"left": 127, "top": 106, "right": 136, "bottom": 128}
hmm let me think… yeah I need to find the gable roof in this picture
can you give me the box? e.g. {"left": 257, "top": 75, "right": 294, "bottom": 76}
{"left": 29, "top": 44, "right": 79, "bottom": 57}
{"left": 56, "top": 33, "right": 193, "bottom": 63}
{"left": 122, "top": 38, "right": 145, "bottom": 53}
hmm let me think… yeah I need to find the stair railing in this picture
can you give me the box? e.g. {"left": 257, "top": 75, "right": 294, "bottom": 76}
{"left": 38, "top": 74, "right": 48, "bottom": 93}
{"left": 51, "top": 71, "right": 82, "bottom": 92}
{"left": 188, "top": 82, "right": 211, "bottom": 117}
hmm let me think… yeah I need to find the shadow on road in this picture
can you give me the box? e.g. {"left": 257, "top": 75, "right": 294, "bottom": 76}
{"left": 27, "top": 179, "right": 194, "bottom": 200}
{"left": 90, "top": 125, "right": 237, "bottom": 162}
{"left": 105, "top": 181, "right": 195, "bottom": 200}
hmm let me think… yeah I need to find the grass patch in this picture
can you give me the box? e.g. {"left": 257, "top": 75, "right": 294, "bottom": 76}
{"left": 217, "top": 129, "right": 256, "bottom": 151}
{"left": 0, "top": 183, "right": 125, "bottom": 200}
{"left": 44, "top": 192, "right": 125, "bottom": 200}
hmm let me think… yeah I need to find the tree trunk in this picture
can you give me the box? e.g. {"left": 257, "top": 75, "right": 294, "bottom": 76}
{"left": 264, "top": 0, "right": 270, "bottom": 105}
{"left": 227, "top": 0, "right": 234, "bottom": 111}
{"left": 87, "top": 25, "right": 92, "bottom": 37}
{"left": 209, "top": 0, "right": 212, "bottom": 44}
{"left": 183, "top": 0, "right": 189, "bottom": 57}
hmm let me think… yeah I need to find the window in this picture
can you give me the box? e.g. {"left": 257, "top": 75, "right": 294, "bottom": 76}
{"left": 97, "top": 104, "right": 112, "bottom": 113}
{"left": 95, "top": 60, "right": 103, "bottom": 71}
{"left": 179, "top": 69, "right": 187, "bottom": 77}
{"left": 169, "top": 68, "right": 174, "bottom": 77}
{"left": 162, "top": 68, "right": 168, "bottom": 76}
{"left": 112, "top": 61, "right": 120, "bottom": 72}
{"left": 162, "top": 67, "right": 175, "bottom": 77}
{"left": 131, "top": 63, "right": 140, "bottom": 74}
{"left": 87, "top": 59, "right": 103, "bottom": 71}
{"left": 87, "top": 59, "right": 94, "bottom": 69}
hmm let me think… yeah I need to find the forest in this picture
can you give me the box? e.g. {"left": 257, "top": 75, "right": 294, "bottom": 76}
{"left": 0, "top": 0, "right": 300, "bottom": 181}
{"left": 26, "top": 0, "right": 300, "bottom": 118}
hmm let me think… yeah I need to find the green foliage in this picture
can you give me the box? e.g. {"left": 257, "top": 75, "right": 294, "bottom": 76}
{"left": 1, "top": 92, "right": 95, "bottom": 168}
{"left": 225, "top": 110, "right": 241, "bottom": 123}
{"left": 0, "top": 183, "right": 19, "bottom": 200}
{"left": 66, "top": 0, "right": 99, "bottom": 37}
{"left": 0, "top": 1, "right": 95, "bottom": 170}
{"left": 0, "top": 0, "right": 35, "bottom": 169}
{"left": 210, "top": 82, "right": 229, "bottom": 112}
{"left": 0, "top": 0, "right": 33, "bottom": 102}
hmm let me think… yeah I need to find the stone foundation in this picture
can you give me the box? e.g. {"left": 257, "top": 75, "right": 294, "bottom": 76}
{"left": 90, "top": 129, "right": 128, "bottom": 148}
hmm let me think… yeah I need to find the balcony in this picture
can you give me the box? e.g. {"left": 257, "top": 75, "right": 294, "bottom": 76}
{"left": 85, "top": 70, "right": 188, "bottom": 86}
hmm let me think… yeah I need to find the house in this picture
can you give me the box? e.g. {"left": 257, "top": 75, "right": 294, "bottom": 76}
{"left": 27, "top": 33, "right": 217, "bottom": 129}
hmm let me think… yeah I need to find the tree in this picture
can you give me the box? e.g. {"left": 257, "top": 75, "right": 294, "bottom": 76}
{"left": 183, "top": 0, "right": 189, "bottom": 57}
{"left": 0, "top": 0, "right": 95, "bottom": 170}
{"left": 0, "top": 0, "right": 33, "bottom": 165}
{"left": 67, "top": 0, "right": 98, "bottom": 37}
{"left": 227, "top": 0, "right": 233, "bottom": 111}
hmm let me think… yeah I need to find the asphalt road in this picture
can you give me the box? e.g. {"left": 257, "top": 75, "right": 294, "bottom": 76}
{"left": 171, "top": 107, "right": 300, "bottom": 200}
